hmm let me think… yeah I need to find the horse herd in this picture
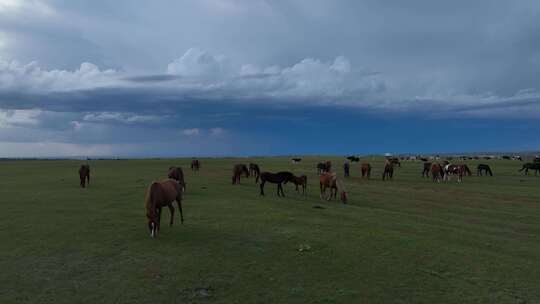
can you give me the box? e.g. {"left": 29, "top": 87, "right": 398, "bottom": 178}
{"left": 76, "top": 157, "right": 540, "bottom": 238}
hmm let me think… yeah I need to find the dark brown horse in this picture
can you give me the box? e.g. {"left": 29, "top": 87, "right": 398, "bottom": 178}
{"left": 145, "top": 179, "right": 184, "bottom": 238}
{"left": 382, "top": 163, "right": 394, "bottom": 181}
{"left": 477, "top": 164, "right": 493, "bottom": 176}
{"left": 249, "top": 163, "right": 261, "bottom": 183}
{"left": 190, "top": 159, "right": 200, "bottom": 171}
{"left": 232, "top": 164, "right": 249, "bottom": 184}
{"left": 291, "top": 175, "right": 307, "bottom": 195}
{"left": 519, "top": 163, "right": 540, "bottom": 175}
{"left": 431, "top": 163, "right": 443, "bottom": 182}
{"left": 168, "top": 166, "right": 186, "bottom": 191}
{"left": 361, "top": 163, "right": 371, "bottom": 179}
{"left": 78, "top": 164, "right": 90, "bottom": 188}
{"left": 388, "top": 157, "right": 401, "bottom": 167}
{"left": 319, "top": 173, "right": 348, "bottom": 203}
{"left": 422, "top": 162, "right": 431, "bottom": 178}
{"left": 259, "top": 171, "right": 295, "bottom": 197}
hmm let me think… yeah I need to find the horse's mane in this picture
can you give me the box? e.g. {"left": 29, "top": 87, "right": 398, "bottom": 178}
{"left": 145, "top": 182, "right": 160, "bottom": 221}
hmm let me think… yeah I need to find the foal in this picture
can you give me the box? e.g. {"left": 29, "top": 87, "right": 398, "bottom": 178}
{"left": 291, "top": 175, "right": 307, "bottom": 195}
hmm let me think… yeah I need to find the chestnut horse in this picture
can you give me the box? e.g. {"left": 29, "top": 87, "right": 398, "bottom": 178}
{"left": 190, "top": 159, "right": 200, "bottom": 171}
{"left": 319, "top": 173, "right": 348, "bottom": 203}
{"left": 145, "top": 179, "right": 184, "bottom": 238}
{"left": 361, "top": 163, "right": 371, "bottom": 179}
{"left": 78, "top": 164, "right": 90, "bottom": 188}
{"left": 259, "top": 171, "right": 295, "bottom": 197}
{"left": 291, "top": 175, "right": 307, "bottom": 195}
{"left": 232, "top": 164, "right": 249, "bottom": 184}
{"left": 168, "top": 166, "right": 186, "bottom": 192}
{"left": 431, "top": 163, "right": 443, "bottom": 182}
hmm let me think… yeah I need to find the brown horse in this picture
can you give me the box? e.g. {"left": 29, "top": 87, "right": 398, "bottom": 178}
{"left": 319, "top": 173, "right": 348, "bottom": 203}
{"left": 232, "top": 164, "right": 249, "bottom": 184}
{"left": 259, "top": 171, "right": 295, "bottom": 196}
{"left": 190, "top": 159, "right": 200, "bottom": 171}
{"left": 382, "top": 163, "right": 394, "bottom": 181}
{"left": 145, "top": 179, "right": 184, "bottom": 238}
{"left": 291, "top": 175, "right": 307, "bottom": 195}
{"left": 168, "top": 166, "right": 186, "bottom": 192}
{"left": 361, "top": 163, "right": 371, "bottom": 179}
{"left": 431, "top": 163, "right": 443, "bottom": 182}
{"left": 78, "top": 164, "right": 90, "bottom": 188}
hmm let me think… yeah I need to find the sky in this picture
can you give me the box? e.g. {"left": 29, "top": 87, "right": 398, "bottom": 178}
{"left": 0, "top": 0, "right": 539, "bottom": 157}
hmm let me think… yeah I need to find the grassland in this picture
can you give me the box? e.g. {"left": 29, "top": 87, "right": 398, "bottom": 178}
{"left": 1, "top": 157, "right": 539, "bottom": 303}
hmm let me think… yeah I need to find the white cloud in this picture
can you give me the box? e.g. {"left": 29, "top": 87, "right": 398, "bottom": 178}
{"left": 0, "top": 109, "right": 41, "bottom": 127}
{"left": 209, "top": 127, "right": 225, "bottom": 136}
{"left": 167, "top": 48, "right": 231, "bottom": 78}
{"left": 182, "top": 128, "right": 200, "bottom": 136}
{"left": 0, "top": 59, "right": 119, "bottom": 92}
{"left": 82, "top": 112, "right": 162, "bottom": 124}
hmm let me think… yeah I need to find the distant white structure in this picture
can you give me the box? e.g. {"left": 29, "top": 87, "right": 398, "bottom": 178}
{"left": 384, "top": 153, "right": 392, "bottom": 157}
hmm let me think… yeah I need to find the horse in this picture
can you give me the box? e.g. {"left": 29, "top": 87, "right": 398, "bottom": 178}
{"left": 361, "top": 163, "right": 371, "bottom": 179}
{"left": 388, "top": 157, "right": 401, "bottom": 167}
{"left": 343, "top": 162, "right": 350, "bottom": 177}
{"left": 317, "top": 162, "right": 327, "bottom": 174}
{"left": 382, "top": 162, "right": 394, "bottom": 181}
{"left": 291, "top": 158, "right": 302, "bottom": 164}
{"left": 249, "top": 163, "right": 261, "bottom": 183}
{"left": 346, "top": 156, "right": 360, "bottom": 162}
{"left": 519, "top": 163, "right": 540, "bottom": 175}
{"left": 431, "top": 163, "right": 443, "bottom": 182}
{"left": 319, "top": 173, "right": 348, "bottom": 203}
{"left": 443, "top": 164, "right": 471, "bottom": 182}
{"left": 291, "top": 175, "right": 307, "bottom": 195}
{"left": 232, "top": 164, "right": 249, "bottom": 184}
{"left": 78, "top": 164, "right": 90, "bottom": 188}
{"left": 259, "top": 171, "right": 295, "bottom": 197}
{"left": 190, "top": 159, "right": 200, "bottom": 171}
{"left": 477, "top": 164, "right": 493, "bottom": 176}
{"left": 168, "top": 166, "right": 186, "bottom": 191}
{"left": 145, "top": 179, "right": 184, "bottom": 238}
{"left": 422, "top": 162, "right": 431, "bottom": 178}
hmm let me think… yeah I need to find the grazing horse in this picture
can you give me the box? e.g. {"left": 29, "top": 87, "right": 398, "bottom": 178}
{"left": 291, "top": 175, "right": 307, "bottom": 195}
{"left": 431, "top": 163, "right": 443, "bottom": 182}
{"left": 422, "top": 162, "right": 431, "bottom": 177}
{"left": 259, "top": 171, "right": 295, "bottom": 197}
{"left": 190, "top": 159, "right": 200, "bottom": 171}
{"left": 519, "top": 163, "right": 540, "bottom": 175}
{"left": 477, "top": 164, "right": 493, "bottom": 176}
{"left": 382, "top": 163, "right": 394, "bottom": 181}
{"left": 443, "top": 164, "right": 471, "bottom": 182}
{"left": 78, "top": 164, "right": 90, "bottom": 188}
{"left": 343, "top": 162, "right": 350, "bottom": 177}
{"left": 249, "top": 163, "right": 261, "bottom": 182}
{"left": 145, "top": 179, "right": 184, "bottom": 238}
{"left": 319, "top": 173, "right": 348, "bottom": 203}
{"left": 168, "top": 166, "right": 186, "bottom": 191}
{"left": 361, "top": 163, "right": 371, "bottom": 179}
{"left": 232, "top": 164, "right": 249, "bottom": 184}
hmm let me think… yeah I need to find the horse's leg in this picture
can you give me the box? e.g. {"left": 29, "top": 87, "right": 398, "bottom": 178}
{"left": 320, "top": 182, "right": 323, "bottom": 198}
{"left": 157, "top": 207, "right": 162, "bottom": 231}
{"left": 279, "top": 183, "right": 285, "bottom": 197}
{"left": 87, "top": 173, "right": 90, "bottom": 186}
{"left": 260, "top": 181, "right": 265, "bottom": 196}
{"left": 176, "top": 196, "right": 184, "bottom": 224}
{"left": 168, "top": 204, "right": 175, "bottom": 226}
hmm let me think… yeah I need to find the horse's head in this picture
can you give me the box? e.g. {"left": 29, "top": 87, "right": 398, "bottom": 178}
{"left": 148, "top": 219, "right": 159, "bottom": 238}
{"left": 243, "top": 166, "right": 250, "bottom": 177}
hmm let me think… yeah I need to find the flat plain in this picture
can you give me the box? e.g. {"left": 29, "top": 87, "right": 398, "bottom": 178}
{"left": 1, "top": 157, "right": 539, "bottom": 303}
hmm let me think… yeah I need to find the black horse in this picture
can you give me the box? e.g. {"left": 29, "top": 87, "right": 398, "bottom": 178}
{"left": 477, "top": 164, "right": 493, "bottom": 176}
{"left": 382, "top": 163, "right": 394, "bottom": 181}
{"left": 346, "top": 156, "right": 360, "bottom": 162}
{"left": 249, "top": 163, "right": 261, "bottom": 182}
{"left": 519, "top": 163, "right": 540, "bottom": 175}
{"left": 259, "top": 171, "right": 295, "bottom": 197}
{"left": 422, "top": 162, "right": 431, "bottom": 178}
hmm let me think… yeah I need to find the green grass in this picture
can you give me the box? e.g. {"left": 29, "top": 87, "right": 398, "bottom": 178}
{"left": 1, "top": 157, "right": 540, "bottom": 303}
